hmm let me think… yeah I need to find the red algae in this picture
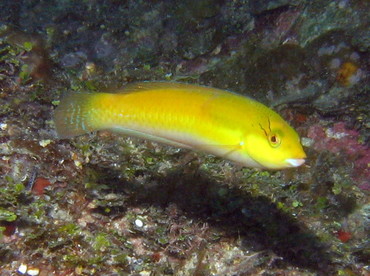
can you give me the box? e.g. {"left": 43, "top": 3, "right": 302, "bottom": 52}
{"left": 2, "top": 222, "right": 16, "bottom": 236}
{"left": 336, "top": 229, "right": 352, "bottom": 243}
{"left": 31, "top": 177, "right": 51, "bottom": 196}
{"left": 307, "top": 122, "right": 370, "bottom": 190}
{"left": 307, "top": 122, "right": 367, "bottom": 155}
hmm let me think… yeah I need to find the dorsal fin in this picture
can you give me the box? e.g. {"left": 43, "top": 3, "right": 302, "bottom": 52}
{"left": 115, "top": 81, "right": 227, "bottom": 95}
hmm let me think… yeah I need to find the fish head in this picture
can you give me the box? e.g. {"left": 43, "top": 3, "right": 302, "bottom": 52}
{"left": 243, "top": 117, "right": 306, "bottom": 169}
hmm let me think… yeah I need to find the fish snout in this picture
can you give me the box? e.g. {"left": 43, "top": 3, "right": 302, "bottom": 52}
{"left": 285, "top": 158, "right": 305, "bottom": 167}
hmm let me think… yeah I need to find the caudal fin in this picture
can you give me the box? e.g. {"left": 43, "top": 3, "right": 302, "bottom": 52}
{"left": 54, "top": 93, "right": 97, "bottom": 138}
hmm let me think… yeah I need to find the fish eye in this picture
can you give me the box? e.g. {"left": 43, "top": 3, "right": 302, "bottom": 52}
{"left": 268, "top": 133, "right": 281, "bottom": 147}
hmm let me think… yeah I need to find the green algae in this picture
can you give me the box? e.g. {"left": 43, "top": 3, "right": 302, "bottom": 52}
{"left": 0, "top": 177, "right": 25, "bottom": 206}
{"left": 57, "top": 223, "right": 81, "bottom": 237}
{"left": 91, "top": 233, "right": 111, "bottom": 251}
{"left": 0, "top": 208, "right": 17, "bottom": 222}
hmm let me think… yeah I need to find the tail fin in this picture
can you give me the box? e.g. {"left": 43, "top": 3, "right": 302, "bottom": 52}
{"left": 54, "top": 93, "right": 97, "bottom": 138}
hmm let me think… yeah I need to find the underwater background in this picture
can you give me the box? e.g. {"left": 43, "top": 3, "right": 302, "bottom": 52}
{"left": 0, "top": 0, "right": 369, "bottom": 275}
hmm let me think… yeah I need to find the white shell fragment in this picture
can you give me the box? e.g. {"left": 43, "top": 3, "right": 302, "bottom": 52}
{"left": 135, "top": 218, "right": 144, "bottom": 228}
{"left": 27, "top": 268, "right": 40, "bottom": 276}
{"left": 39, "top": 139, "right": 52, "bottom": 147}
{"left": 18, "top": 263, "right": 27, "bottom": 274}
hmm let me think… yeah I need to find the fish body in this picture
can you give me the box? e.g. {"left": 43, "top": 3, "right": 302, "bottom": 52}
{"left": 54, "top": 82, "right": 306, "bottom": 169}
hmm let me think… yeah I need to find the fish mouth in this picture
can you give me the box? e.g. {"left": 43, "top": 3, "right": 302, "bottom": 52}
{"left": 285, "top": 158, "right": 305, "bottom": 167}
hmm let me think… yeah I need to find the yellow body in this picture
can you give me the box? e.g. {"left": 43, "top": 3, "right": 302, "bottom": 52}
{"left": 54, "top": 82, "right": 306, "bottom": 169}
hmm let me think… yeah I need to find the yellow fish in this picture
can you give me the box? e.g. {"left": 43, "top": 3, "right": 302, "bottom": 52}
{"left": 54, "top": 82, "right": 306, "bottom": 169}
